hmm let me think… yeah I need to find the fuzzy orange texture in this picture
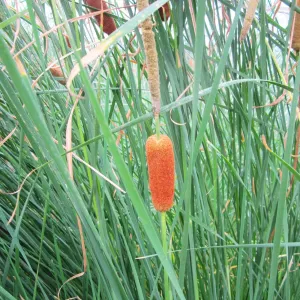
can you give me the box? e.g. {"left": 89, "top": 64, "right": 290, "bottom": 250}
{"left": 146, "top": 134, "right": 175, "bottom": 212}
{"left": 159, "top": 2, "right": 171, "bottom": 21}
{"left": 85, "top": 0, "right": 117, "bottom": 35}
{"left": 292, "top": 0, "right": 300, "bottom": 50}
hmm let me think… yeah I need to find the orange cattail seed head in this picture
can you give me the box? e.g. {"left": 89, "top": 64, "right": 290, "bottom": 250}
{"left": 146, "top": 134, "right": 175, "bottom": 212}
{"left": 159, "top": 2, "right": 171, "bottom": 21}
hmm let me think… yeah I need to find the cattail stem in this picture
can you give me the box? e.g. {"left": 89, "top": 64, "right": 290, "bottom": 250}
{"left": 161, "top": 211, "right": 170, "bottom": 300}
{"left": 155, "top": 115, "right": 160, "bottom": 139}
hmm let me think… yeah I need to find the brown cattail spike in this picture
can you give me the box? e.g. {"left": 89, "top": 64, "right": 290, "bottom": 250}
{"left": 137, "top": 0, "right": 160, "bottom": 115}
{"left": 292, "top": 0, "right": 300, "bottom": 50}
{"left": 146, "top": 135, "right": 175, "bottom": 212}
{"left": 240, "top": 0, "right": 260, "bottom": 42}
{"left": 63, "top": 33, "right": 71, "bottom": 48}
{"left": 85, "top": 0, "right": 117, "bottom": 35}
{"left": 159, "top": 2, "right": 171, "bottom": 21}
{"left": 48, "top": 62, "right": 66, "bottom": 85}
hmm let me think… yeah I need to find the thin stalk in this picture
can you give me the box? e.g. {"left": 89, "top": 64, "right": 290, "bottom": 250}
{"left": 161, "top": 211, "right": 170, "bottom": 300}
{"left": 155, "top": 115, "right": 160, "bottom": 139}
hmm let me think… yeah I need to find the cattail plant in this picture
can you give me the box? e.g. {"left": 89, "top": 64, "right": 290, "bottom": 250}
{"left": 85, "top": 0, "right": 116, "bottom": 35}
{"left": 138, "top": 1, "right": 173, "bottom": 299}
{"left": 159, "top": 2, "right": 171, "bottom": 21}
{"left": 145, "top": 132, "right": 174, "bottom": 300}
{"left": 292, "top": 0, "right": 300, "bottom": 50}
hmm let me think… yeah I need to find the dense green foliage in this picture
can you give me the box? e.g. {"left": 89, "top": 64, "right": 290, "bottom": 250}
{"left": 0, "top": 0, "right": 300, "bottom": 299}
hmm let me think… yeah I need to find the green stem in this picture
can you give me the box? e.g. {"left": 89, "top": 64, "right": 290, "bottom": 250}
{"left": 155, "top": 115, "right": 160, "bottom": 140}
{"left": 161, "top": 211, "right": 170, "bottom": 300}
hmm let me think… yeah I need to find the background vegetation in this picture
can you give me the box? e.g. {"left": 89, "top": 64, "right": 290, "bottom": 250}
{"left": 0, "top": 0, "right": 300, "bottom": 299}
